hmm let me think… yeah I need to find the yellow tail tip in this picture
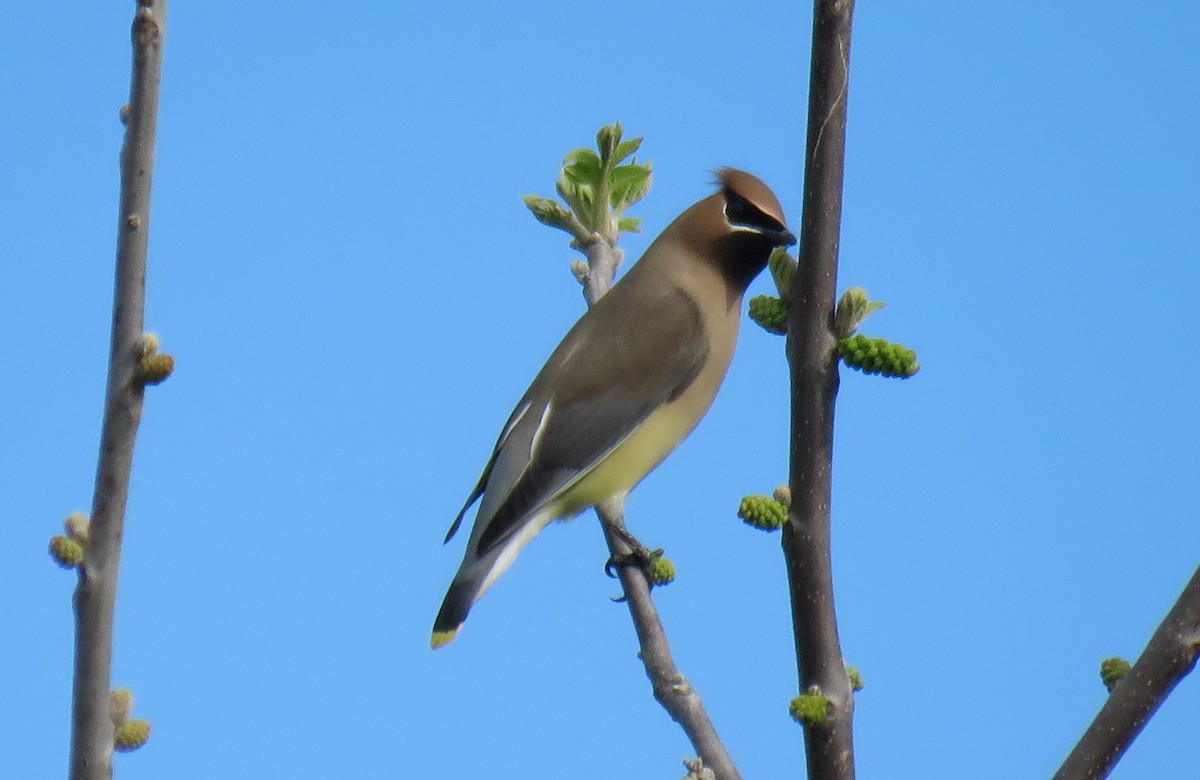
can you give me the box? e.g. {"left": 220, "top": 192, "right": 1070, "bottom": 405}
{"left": 431, "top": 629, "right": 459, "bottom": 650}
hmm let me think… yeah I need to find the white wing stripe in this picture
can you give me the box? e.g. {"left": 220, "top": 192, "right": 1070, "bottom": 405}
{"left": 527, "top": 402, "right": 552, "bottom": 462}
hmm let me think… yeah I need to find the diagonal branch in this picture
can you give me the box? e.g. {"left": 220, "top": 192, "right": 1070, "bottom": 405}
{"left": 783, "top": 0, "right": 857, "bottom": 778}
{"left": 598, "top": 507, "right": 740, "bottom": 780}
{"left": 581, "top": 240, "right": 740, "bottom": 780}
{"left": 69, "top": 3, "right": 168, "bottom": 778}
{"left": 1053, "top": 564, "right": 1200, "bottom": 780}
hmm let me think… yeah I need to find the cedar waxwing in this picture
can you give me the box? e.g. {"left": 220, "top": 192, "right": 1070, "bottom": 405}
{"left": 432, "top": 168, "right": 795, "bottom": 648}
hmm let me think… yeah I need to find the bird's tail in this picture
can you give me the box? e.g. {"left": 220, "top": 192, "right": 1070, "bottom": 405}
{"left": 431, "top": 572, "right": 482, "bottom": 649}
{"left": 432, "top": 512, "right": 553, "bottom": 648}
{"left": 431, "top": 536, "right": 518, "bottom": 649}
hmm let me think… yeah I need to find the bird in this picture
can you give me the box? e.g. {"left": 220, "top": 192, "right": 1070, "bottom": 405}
{"left": 432, "top": 168, "right": 795, "bottom": 649}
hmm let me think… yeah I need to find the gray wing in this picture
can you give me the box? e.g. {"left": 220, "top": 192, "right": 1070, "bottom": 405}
{"left": 454, "top": 284, "right": 709, "bottom": 557}
{"left": 442, "top": 400, "right": 532, "bottom": 543}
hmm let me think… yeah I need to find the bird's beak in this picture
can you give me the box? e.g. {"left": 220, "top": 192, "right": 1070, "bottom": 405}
{"left": 769, "top": 227, "right": 797, "bottom": 247}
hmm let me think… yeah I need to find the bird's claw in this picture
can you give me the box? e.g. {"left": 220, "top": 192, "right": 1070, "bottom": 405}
{"left": 605, "top": 546, "right": 666, "bottom": 601}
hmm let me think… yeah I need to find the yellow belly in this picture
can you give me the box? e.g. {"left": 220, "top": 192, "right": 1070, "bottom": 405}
{"left": 551, "top": 398, "right": 706, "bottom": 516}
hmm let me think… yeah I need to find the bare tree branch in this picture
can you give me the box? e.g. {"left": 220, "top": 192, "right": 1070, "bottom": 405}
{"left": 580, "top": 239, "right": 740, "bottom": 780}
{"left": 1054, "top": 564, "right": 1200, "bottom": 780}
{"left": 69, "top": 3, "right": 168, "bottom": 778}
{"left": 783, "top": 0, "right": 857, "bottom": 778}
{"left": 598, "top": 506, "right": 741, "bottom": 780}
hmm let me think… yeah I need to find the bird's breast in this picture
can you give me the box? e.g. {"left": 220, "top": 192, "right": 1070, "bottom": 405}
{"left": 558, "top": 320, "right": 737, "bottom": 512}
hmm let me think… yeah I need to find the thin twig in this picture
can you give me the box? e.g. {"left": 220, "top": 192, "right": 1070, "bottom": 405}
{"left": 783, "top": 1, "right": 857, "bottom": 778}
{"left": 581, "top": 240, "right": 740, "bottom": 780}
{"left": 1053, "top": 565, "right": 1200, "bottom": 780}
{"left": 598, "top": 509, "right": 741, "bottom": 780}
{"left": 69, "top": 3, "right": 167, "bottom": 778}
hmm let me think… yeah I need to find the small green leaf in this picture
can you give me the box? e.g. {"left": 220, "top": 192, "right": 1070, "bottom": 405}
{"left": 609, "top": 163, "right": 653, "bottom": 210}
{"left": 617, "top": 216, "right": 642, "bottom": 234}
{"left": 556, "top": 172, "right": 597, "bottom": 229}
{"left": 612, "top": 137, "right": 643, "bottom": 166}
{"left": 835, "top": 286, "right": 886, "bottom": 338}
{"left": 562, "top": 148, "right": 602, "bottom": 187}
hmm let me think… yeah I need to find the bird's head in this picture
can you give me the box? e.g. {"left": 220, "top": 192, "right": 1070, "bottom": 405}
{"left": 683, "top": 168, "right": 796, "bottom": 292}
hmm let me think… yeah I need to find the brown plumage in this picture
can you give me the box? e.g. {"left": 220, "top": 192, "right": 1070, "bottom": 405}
{"left": 432, "top": 168, "right": 794, "bottom": 648}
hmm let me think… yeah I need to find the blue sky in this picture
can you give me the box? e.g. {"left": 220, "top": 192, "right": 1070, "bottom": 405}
{"left": 5, "top": 2, "right": 1199, "bottom": 778}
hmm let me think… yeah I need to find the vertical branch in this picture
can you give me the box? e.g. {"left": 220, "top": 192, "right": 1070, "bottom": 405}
{"left": 582, "top": 241, "right": 740, "bottom": 780}
{"left": 580, "top": 238, "right": 621, "bottom": 306}
{"left": 69, "top": 3, "right": 167, "bottom": 778}
{"left": 1053, "top": 565, "right": 1200, "bottom": 780}
{"left": 784, "top": 1, "right": 856, "bottom": 778}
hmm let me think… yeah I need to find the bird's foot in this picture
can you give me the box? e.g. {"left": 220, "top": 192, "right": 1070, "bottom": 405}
{"left": 604, "top": 533, "right": 670, "bottom": 602}
{"left": 604, "top": 544, "right": 665, "bottom": 581}
{"left": 601, "top": 520, "right": 661, "bottom": 581}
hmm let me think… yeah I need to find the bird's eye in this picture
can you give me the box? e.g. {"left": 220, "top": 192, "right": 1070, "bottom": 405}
{"left": 724, "top": 194, "right": 750, "bottom": 225}
{"left": 724, "top": 191, "right": 783, "bottom": 234}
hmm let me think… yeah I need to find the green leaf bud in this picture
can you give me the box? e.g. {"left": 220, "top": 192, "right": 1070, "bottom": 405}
{"left": 838, "top": 334, "right": 919, "bottom": 378}
{"left": 110, "top": 688, "right": 134, "bottom": 725}
{"left": 768, "top": 249, "right": 799, "bottom": 300}
{"left": 595, "top": 122, "right": 623, "bottom": 164}
{"left": 140, "top": 332, "right": 160, "bottom": 358}
{"left": 651, "top": 555, "right": 676, "bottom": 586}
{"left": 834, "top": 287, "right": 885, "bottom": 338}
{"left": 135, "top": 353, "right": 175, "bottom": 386}
{"left": 738, "top": 495, "right": 788, "bottom": 531}
{"left": 49, "top": 535, "right": 85, "bottom": 568}
{"left": 522, "top": 195, "right": 574, "bottom": 233}
{"left": 789, "top": 689, "right": 830, "bottom": 726}
{"left": 1100, "top": 657, "right": 1132, "bottom": 692}
{"left": 681, "top": 758, "right": 715, "bottom": 780}
{"left": 748, "top": 295, "right": 788, "bottom": 336}
{"left": 114, "top": 719, "right": 151, "bottom": 752}
{"left": 64, "top": 512, "right": 90, "bottom": 543}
